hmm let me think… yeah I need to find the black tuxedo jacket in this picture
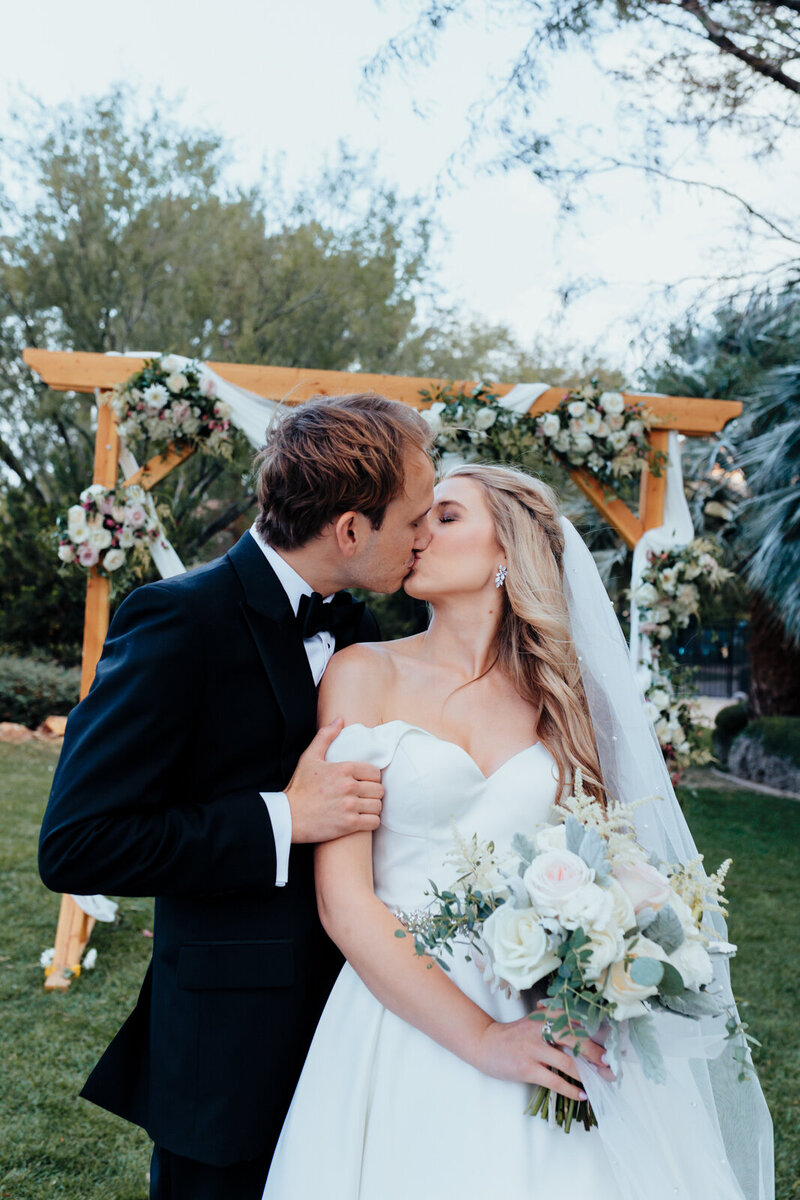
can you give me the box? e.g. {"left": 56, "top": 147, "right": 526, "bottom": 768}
{"left": 38, "top": 532, "right": 379, "bottom": 1167}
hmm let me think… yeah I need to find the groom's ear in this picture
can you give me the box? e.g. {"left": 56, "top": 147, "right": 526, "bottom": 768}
{"left": 333, "top": 511, "right": 362, "bottom": 558}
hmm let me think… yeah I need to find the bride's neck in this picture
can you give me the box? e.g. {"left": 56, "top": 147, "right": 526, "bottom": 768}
{"left": 420, "top": 597, "right": 502, "bottom": 680}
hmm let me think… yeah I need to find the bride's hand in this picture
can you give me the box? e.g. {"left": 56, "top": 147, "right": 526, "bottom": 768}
{"left": 469, "top": 1014, "right": 613, "bottom": 1099}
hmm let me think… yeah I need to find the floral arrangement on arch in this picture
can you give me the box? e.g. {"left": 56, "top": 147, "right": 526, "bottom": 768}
{"left": 634, "top": 539, "right": 731, "bottom": 773}
{"left": 419, "top": 384, "right": 544, "bottom": 468}
{"left": 57, "top": 483, "right": 163, "bottom": 577}
{"left": 536, "top": 383, "right": 667, "bottom": 488}
{"left": 110, "top": 355, "right": 235, "bottom": 461}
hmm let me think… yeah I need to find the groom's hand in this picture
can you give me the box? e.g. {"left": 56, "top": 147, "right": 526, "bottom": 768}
{"left": 285, "top": 718, "right": 384, "bottom": 844}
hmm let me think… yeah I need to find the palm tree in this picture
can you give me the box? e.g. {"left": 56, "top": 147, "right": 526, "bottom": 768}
{"left": 645, "top": 288, "right": 800, "bottom": 716}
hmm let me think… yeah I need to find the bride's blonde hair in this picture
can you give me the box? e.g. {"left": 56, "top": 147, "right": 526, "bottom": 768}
{"left": 447, "top": 463, "right": 605, "bottom": 803}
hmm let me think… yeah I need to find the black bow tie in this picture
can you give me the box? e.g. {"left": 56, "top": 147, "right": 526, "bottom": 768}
{"left": 296, "top": 590, "right": 365, "bottom": 644}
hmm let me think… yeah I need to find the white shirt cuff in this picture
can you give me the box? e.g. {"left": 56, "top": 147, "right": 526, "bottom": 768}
{"left": 260, "top": 791, "right": 292, "bottom": 886}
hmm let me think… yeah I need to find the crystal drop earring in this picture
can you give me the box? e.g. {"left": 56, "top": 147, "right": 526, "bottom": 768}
{"left": 494, "top": 564, "right": 507, "bottom": 588}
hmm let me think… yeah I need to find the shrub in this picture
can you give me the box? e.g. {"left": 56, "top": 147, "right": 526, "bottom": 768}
{"left": 729, "top": 716, "right": 800, "bottom": 794}
{"left": 0, "top": 654, "right": 80, "bottom": 728}
{"left": 712, "top": 702, "right": 749, "bottom": 766}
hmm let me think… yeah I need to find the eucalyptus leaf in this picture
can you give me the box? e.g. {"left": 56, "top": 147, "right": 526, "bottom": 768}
{"left": 629, "top": 956, "right": 665, "bottom": 988}
{"left": 628, "top": 1016, "right": 667, "bottom": 1085}
{"left": 565, "top": 816, "right": 584, "bottom": 855}
{"left": 577, "top": 826, "right": 610, "bottom": 880}
{"left": 641, "top": 904, "right": 685, "bottom": 954}
{"left": 657, "top": 961, "right": 686, "bottom": 996}
{"left": 661, "top": 991, "right": 722, "bottom": 1018}
{"left": 511, "top": 832, "right": 537, "bottom": 865}
{"left": 604, "top": 1022, "right": 622, "bottom": 1077}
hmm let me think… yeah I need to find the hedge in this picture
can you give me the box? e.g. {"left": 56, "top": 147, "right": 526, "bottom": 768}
{"left": 0, "top": 654, "right": 80, "bottom": 728}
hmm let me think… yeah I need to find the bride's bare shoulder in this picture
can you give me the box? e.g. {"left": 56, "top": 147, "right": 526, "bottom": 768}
{"left": 318, "top": 637, "right": 425, "bottom": 725}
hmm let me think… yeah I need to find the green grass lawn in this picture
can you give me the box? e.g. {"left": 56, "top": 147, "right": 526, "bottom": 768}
{"left": 1, "top": 742, "right": 798, "bottom": 1199}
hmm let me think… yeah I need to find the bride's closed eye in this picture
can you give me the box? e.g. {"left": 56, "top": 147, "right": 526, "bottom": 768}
{"left": 438, "top": 512, "right": 458, "bottom": 523}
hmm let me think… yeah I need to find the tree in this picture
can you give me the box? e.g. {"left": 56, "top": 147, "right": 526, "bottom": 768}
{"left": 2, "top": 87, "right": 602, "bottom": 660}
{"left": 367, "top": 1, "right": 800, "bottom": 273}
{"left": 644, "top": 287, "right": 800, "bottom": 715}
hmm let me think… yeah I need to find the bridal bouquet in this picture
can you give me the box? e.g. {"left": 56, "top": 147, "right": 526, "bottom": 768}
{"left": 400, "top": 773, "right": 739, "bottom": 1133}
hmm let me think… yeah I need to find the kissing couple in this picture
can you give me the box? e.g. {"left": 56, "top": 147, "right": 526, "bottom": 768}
{"left": 40, "top": 392, "right": 769, "bottom": 1200}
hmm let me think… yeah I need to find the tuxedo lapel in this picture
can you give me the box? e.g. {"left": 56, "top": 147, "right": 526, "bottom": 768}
{"left": 228, "top": 534, "right": 317, "bottom": 776}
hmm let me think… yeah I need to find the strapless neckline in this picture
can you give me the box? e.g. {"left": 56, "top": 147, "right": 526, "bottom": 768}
{"left": 344, "top": 720, "right": 543, "bottom": 783}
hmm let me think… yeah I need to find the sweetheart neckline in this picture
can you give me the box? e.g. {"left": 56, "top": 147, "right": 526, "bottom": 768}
{"left": 343, "top": 719, "right": 545, "bottom": 783}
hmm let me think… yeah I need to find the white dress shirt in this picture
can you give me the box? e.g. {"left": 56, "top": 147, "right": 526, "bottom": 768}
{"left": 249, "top": 524, "right": 337, "bottom": 886}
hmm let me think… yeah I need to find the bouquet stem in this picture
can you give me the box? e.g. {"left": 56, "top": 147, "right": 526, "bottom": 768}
{"left": 525, "top": 1086, "right": 597, "bottom": 1133}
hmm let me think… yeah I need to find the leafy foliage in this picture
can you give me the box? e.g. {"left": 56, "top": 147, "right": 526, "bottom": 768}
{"left": 0, "top": 654, "right": 80, "bottom": 726}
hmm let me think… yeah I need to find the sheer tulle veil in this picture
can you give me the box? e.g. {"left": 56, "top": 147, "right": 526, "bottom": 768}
{"left": 560, "top": 516, "right": 774, "bottom": 1200}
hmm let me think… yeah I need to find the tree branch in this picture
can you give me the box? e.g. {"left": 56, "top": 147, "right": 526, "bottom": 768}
{"left": 675, "top": 0, "right": 800, "bottom": 95}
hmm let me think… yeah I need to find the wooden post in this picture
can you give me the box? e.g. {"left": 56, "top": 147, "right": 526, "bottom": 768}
{"left": 45, "top": 396, "right": 119, "bottom": 991}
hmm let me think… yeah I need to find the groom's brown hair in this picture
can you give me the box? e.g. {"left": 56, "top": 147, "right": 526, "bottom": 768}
{"left": 255, "top": 392, "right": 433, "bottom": 550}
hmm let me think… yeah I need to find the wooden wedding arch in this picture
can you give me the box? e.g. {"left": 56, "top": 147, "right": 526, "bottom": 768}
{"left": 23, "top": 348, "right": 741, "bottom": 989}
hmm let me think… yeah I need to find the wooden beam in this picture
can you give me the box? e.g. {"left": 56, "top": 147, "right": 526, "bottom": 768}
{"left": 23, "top": 349, "right": 742, "bottom": 434}
{"left": 46, "top": 397, "right": 119, "bottom": 991}
{"left": 123, "top": 445, "right": 195, "bottom": 491}
{"left": 639, "top": 430, "right": 670, "bottom": 532}
{"left": 568, "top": 468, "right": 644, "bottom": 550}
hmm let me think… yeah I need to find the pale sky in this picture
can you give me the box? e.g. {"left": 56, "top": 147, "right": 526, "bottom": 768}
{"left": 1, "top": 0, "right": 797, "bottom": 377}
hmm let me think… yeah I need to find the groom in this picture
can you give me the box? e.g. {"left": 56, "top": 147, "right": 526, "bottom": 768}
{"left": 38, "top": 392, "right": 436, "bottom": 1200}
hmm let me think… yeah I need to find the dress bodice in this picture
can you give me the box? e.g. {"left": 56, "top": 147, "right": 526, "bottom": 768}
{"left": 326, "top": 721, "right": 559, "bottom": 915}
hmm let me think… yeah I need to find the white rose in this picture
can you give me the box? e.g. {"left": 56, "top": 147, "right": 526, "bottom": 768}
{"left": 634, "top": 582, "right": 660, "bottom": 607}
{"left": 627, "top": 418, "right": 643, "bottom": 437}
{"left": 524, "top": 850, "right": 594, "bottom": 916}
{"left": 144, "top": 383, "right": 169, "bottom": 410}
{"left": 558, "top": 881, "right": 614, "bottom": 932}
{"left": 582, "top": 409, "right": 602, "bottom": 434}
{"left": 605, "top": 878, "right": 636, "bottom": 933}
{"left": 534, "top": 823, "right": 567, "bottom": 852}
{"left": 602, "top": 935, "right": 667, "bottom": 1018}
{"left": 166, "top": 372, "right": 189, "bottom": 394}
{"left": 583, "top": 926, "right": 624, "bottom": 981}
{"left": 570, "top": 417, "right": 587, "bottom": 435}
{"left": 595, "top": 420, "right": 610, "bottom": 437}
{"left": 124, "top": 504, "right": 147, "bottom": 529}
{"left": 102, "top": 548, "right": 126, "bottom": 572}
{"left": 572, "top": 432, "right": 594, "bottom": 454}
{"left": 614, "top": 861, "right": 672, "bottom": 914}
{"left": 606, "top": 413, "right": 625, "bottom": 432}
{"left": 118, "top": 528, "right": 136, "bottom": 549}
{"left": 199, "top": 374, "right": 217, "bottom": 399}
{"left": 481, "top": 904, "right": 561, "bottom": 991}
{"left": 87, "top": 526, "right": 113, "bottom": 551}
{"left": 183, "top": 415, "right": 202, "bottom": 435}
{"left": 474, "top": 406, "right": 497, "bottom": 431}
{"left": 599, "top": 391, "right": 625, "bottom": 415}
{"left": 67, "top": 504, "right": 87, "bottom": 532}
{"left": 669, "top": 939, "right": 714, "bottom": 991}
{"left": 609, "top": 430, "right": 629, "bottom": 451}
{"left": 553, "top": 432, "right": 571, "bottom": 453}
{"left": 567, "top": 400, "right": 587, "bottom": 418}
{"left": 159, "top": 354, "right": 183, "bottom": 373}
{"left": 648, "top": 688, "right": 670, "bottom": 711}
{"left": 57, "top": 543, "right": 75, "bottom": 563}
{"left": 82, "top": 483, "right": 106, "bottom": 499}
{"left": 540, "top": 413, "right": 560, "bottom": 438}
{"left": 659, "top": 567, "right": 679, "bottom": 595}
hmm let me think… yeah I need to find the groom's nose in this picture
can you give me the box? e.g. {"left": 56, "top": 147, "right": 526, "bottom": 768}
{"left": 414, "top": 524, "right": 433, "bottom": 551}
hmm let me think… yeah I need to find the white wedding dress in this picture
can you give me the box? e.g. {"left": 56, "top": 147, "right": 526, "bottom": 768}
{"left": 263, "top": 720, "right": 618, "bottom": 1199}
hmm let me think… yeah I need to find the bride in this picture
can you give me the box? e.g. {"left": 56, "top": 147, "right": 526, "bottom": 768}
{"left": 263, "top": 464, "right": 772, "bottom": 1200}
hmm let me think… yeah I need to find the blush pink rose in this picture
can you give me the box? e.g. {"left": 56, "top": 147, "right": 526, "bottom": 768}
{"left": 77, "top": 543, "right": 99, "bottom": 567}
{"left": 613, "top": 861, "right": 672, "bottom": 914}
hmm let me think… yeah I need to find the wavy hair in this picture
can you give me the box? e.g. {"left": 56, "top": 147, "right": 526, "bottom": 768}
{"left": 447, "top": 463, "right": 605, "bottom": 804}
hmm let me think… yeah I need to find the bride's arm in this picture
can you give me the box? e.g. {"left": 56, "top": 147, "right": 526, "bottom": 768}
{"left": 314, "top": 646, "right": 604, "bottom": 1096}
